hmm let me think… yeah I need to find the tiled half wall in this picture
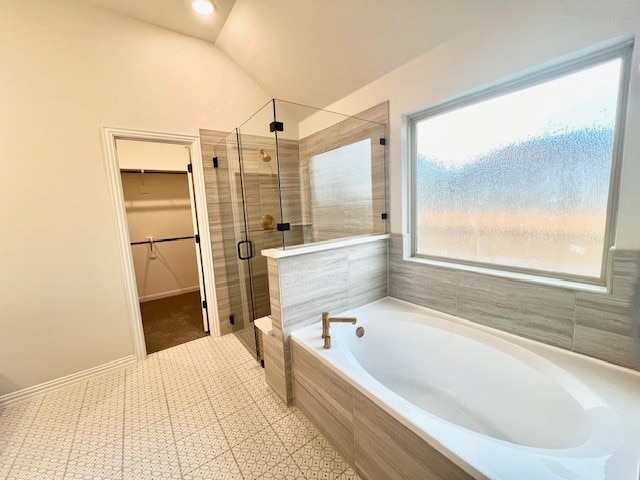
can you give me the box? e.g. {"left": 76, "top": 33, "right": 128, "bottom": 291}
{"left": 389, "top": 233, "right": 640, "bottom": 371}
{"left": 264, "top": 237, "right": 389, "bottom": 404}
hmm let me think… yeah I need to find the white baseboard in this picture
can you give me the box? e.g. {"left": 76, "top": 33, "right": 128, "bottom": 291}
{"left": 0, "top": 355, "right": 137, "bottom": 409}
{"left": 139, "top": 286, "right": 200, "bottom": 303}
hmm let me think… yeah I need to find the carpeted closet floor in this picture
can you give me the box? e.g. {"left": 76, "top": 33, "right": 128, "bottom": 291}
{"left": 140, "top": 291, "right": 207, "bottom": 353}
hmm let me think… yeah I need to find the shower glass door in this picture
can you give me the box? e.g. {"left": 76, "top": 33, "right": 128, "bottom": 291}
{"left": 227, "top": 101, "right": 282, "bottom": 359}
{"left": 272, "top": 99, "right": 388, "bottom": 248}
{"left": 208, "top": 99, "right": 388, "bottom": 361}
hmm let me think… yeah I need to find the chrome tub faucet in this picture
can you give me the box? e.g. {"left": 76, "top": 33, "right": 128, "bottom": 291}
{"left": 321, "top": 312, "right": 357, "bottom": 349}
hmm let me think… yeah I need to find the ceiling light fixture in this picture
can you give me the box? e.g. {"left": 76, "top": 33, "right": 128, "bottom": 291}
{"left": 192, "top": 0, "right": 214, "bottom": 16}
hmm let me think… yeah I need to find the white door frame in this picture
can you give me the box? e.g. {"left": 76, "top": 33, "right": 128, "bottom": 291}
{"left": 101, "top": 127, "right": 220, "bottom": 361}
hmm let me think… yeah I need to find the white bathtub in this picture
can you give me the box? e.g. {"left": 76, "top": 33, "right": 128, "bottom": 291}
{"left": 290, "top": 297, "right": 640, "bottom": 479}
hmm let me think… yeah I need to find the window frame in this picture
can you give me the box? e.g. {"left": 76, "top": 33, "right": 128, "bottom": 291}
{"left": 408, "top": 41, "right": 633, "bottom": 288}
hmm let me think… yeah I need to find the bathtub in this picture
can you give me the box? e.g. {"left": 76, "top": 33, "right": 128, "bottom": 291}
{"left": 290, "top": 297, "right": 640, "bottom": 479}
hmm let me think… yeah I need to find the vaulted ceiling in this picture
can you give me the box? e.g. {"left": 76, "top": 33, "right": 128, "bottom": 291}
{"left": 83, "top": 0, "right": 515, "bottom": 108}
{"left": 82, "top": 0, "right": 237, "bottom": 43}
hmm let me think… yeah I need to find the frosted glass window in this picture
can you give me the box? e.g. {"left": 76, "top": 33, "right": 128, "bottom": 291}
{"left": 412, "top": 54, "right": 628, "bottom": 281}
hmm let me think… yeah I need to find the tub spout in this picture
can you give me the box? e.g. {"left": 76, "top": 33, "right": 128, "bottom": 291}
{"left": 321, "top": 312, "right": 357, "bottom": 349}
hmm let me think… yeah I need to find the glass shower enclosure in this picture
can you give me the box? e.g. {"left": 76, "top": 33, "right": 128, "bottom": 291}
{"left": 211, "top": 99, "right": 387, "bottom": 359}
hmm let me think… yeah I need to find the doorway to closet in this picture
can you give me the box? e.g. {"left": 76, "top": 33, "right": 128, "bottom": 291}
{"left": 118, "top": 139, "right": 209, "bottom": 354}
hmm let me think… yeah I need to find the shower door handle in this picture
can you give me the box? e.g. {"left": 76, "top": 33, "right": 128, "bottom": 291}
{"left": 237, "top": 240, "right": 254, "bottom": 260}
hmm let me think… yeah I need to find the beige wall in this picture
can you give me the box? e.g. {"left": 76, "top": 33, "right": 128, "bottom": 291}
{"left": 0, "top": 0, "right": 269, "bottom": 397}
{"left": 305, "top": 0, "right": 640, "bottom": 250}
{"left": 117, "top": 140, "right": 191, "bottom": 172}
{"left": 118, "top": 140, "right": 199, "bottom": 301}
{"left": 121, "top": 173, "right": 200, "bottom": 300}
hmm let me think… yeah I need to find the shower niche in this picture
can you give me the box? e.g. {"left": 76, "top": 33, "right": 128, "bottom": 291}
{"left": 205, "top": 99, "right": 388, "bottom": 359}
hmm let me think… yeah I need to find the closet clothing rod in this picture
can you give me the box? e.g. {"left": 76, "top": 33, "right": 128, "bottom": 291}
{"left": 130, "top": 235, "right": 195, "bottom": 246}
{"left": 120, "top": 169, "right": 188, "bottom": 175}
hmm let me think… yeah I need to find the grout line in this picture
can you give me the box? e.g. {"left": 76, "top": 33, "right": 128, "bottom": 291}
{"left": 570, "top": 290, "right": 578, "bottom": 352}
{"left": 189, "top": 343, "right": 245, "bottom": 478}
{"left": 61, "top": 381, "right": 89, "bottom": 479}
{"left": 158, "top": 358, "right": 184, "bottom": 479}
{"left": 4, "top": 396, "right": 45, "bottom": 477}
{"left": 121, "top": 366, "right": 129, "bottom": 480}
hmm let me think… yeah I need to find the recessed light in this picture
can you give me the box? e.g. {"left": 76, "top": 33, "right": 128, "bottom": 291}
{"left": 192, "top": 0, "right": 214, "bottom": 16}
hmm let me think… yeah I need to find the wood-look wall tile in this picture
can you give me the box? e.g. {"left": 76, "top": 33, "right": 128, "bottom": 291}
{"left": 347, "top": 241, "right": 388, "bottom": 309}
{"left": 390, "top": 232, "right": 577, "bottom": 351}
{"left": 353, "top": 392, "right": 472, "bottom": 480}
{"left": 301, "top": 124, "right": 341, "bottom": 158}
{"left": 201, "top": 128, "right": 239, "bottom": 336}
{"left": 214, "top": 280, "right": 243, "bottom": 335}
{"left": 575, "top": 295, "right": 632, "bottom": 335}
{"left": 199, "top": 129, "right": 229, "bottom": 145}
{"left": 338, "top": 122, "right": 380, "bottom": 153}
{"left": 573, "top": 295, "right": 638, "bottom": 369}
{"left": 263, "top": 334, "right": 289, "bottom": 404}
{"left": 284, "top": 340, "right": 294, "bottom": 405}
{"left": 267, "top": 257, "right": 282, "bottom": 329}
{"left": 297, "top": 103, "right": 388, "bottom": 244}
{"left": 275, "top": 139, "right": 301, "bottom": 172}
{"left": 388, "top": 234, "right": 457, "bottom": 315}
{"left": 236, "top": 173, "right": 260, "bottom": 205}
{"left": 573, "top": 324, "right": 638, "bottom": 370}
{"left": 279, "top": 248, "right": 350, "bottom": 334}
{"left": 283, "top": 227, "right": 305, "bottom": 249}
{"left": 350, "top": 102, "right": 389, "bottom": 125}
{"left": 456, "top": 272, "right": 574, "bottom": 349}
{"left": 609, "top": 250, "right": 640, "bottom": 303}
{"left": 252, "top": 272, "right": 271, "bottom": 319}
{"left": 291, "top": 342, "right": 354, "bottom": 465}
{"left": 386, "top": 238, "right": 640, "bottom": 370}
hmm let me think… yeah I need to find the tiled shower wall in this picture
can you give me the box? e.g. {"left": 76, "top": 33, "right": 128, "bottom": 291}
{"left": 200, "top": 102, "right": 389, "bottom": 343}
{"left": 201, "top": 128, "right": 303, "bottom": 337}
{"left": 201, "top": 129, "right": 238, "bottom": 336}
{"left": 228, "top": 135, "right": 303, "bottom": 321}
{"left": 389, "top": 233, "right": 640, "bottom": 371}
{"left": 298, "top": 102, "right": 388, "bottom": 243}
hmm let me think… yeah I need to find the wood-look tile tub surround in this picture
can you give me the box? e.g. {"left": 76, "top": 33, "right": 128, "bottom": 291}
{"left": 389, "top": 233, "right": 640, "bottom": 371}
{"left": 263, "top": 236, "right": 389, "bottom": 405}
{"left": 291, "top": 340, "right": 473, "bottom": 480}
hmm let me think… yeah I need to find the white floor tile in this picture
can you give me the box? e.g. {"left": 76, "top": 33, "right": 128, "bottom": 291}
{"left": 182, "top": 449, "right": 242, "bottom": 479}
{"left": 218, "top": 404, "right": 271, "bottom": 448}
{"left": 174, "top": 423, "right": 230, "bottom": 472}
{"left": 271, "top": 410, "right": 320, "bottom": 455}
{"left": 64, "top": 448, "right": 123, "bottom": 480}
{"left": 208, "top": 384, "right": 254, "bottom": 420}
{"left": 231, "top": 425, "right": 290, "bottom": 478}
{"left": 1, "top": 334, "right": 353, "bottom": 480}
{"left": 258, "top": 456, "right": 306, "bottom": 479}
{"left": 291, "top": 435, "right": 347, "bottom": 479}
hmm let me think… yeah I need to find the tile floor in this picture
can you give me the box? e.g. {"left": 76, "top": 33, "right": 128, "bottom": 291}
{"left": 0, "top": 335, "right": 359, "bottom": 479}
